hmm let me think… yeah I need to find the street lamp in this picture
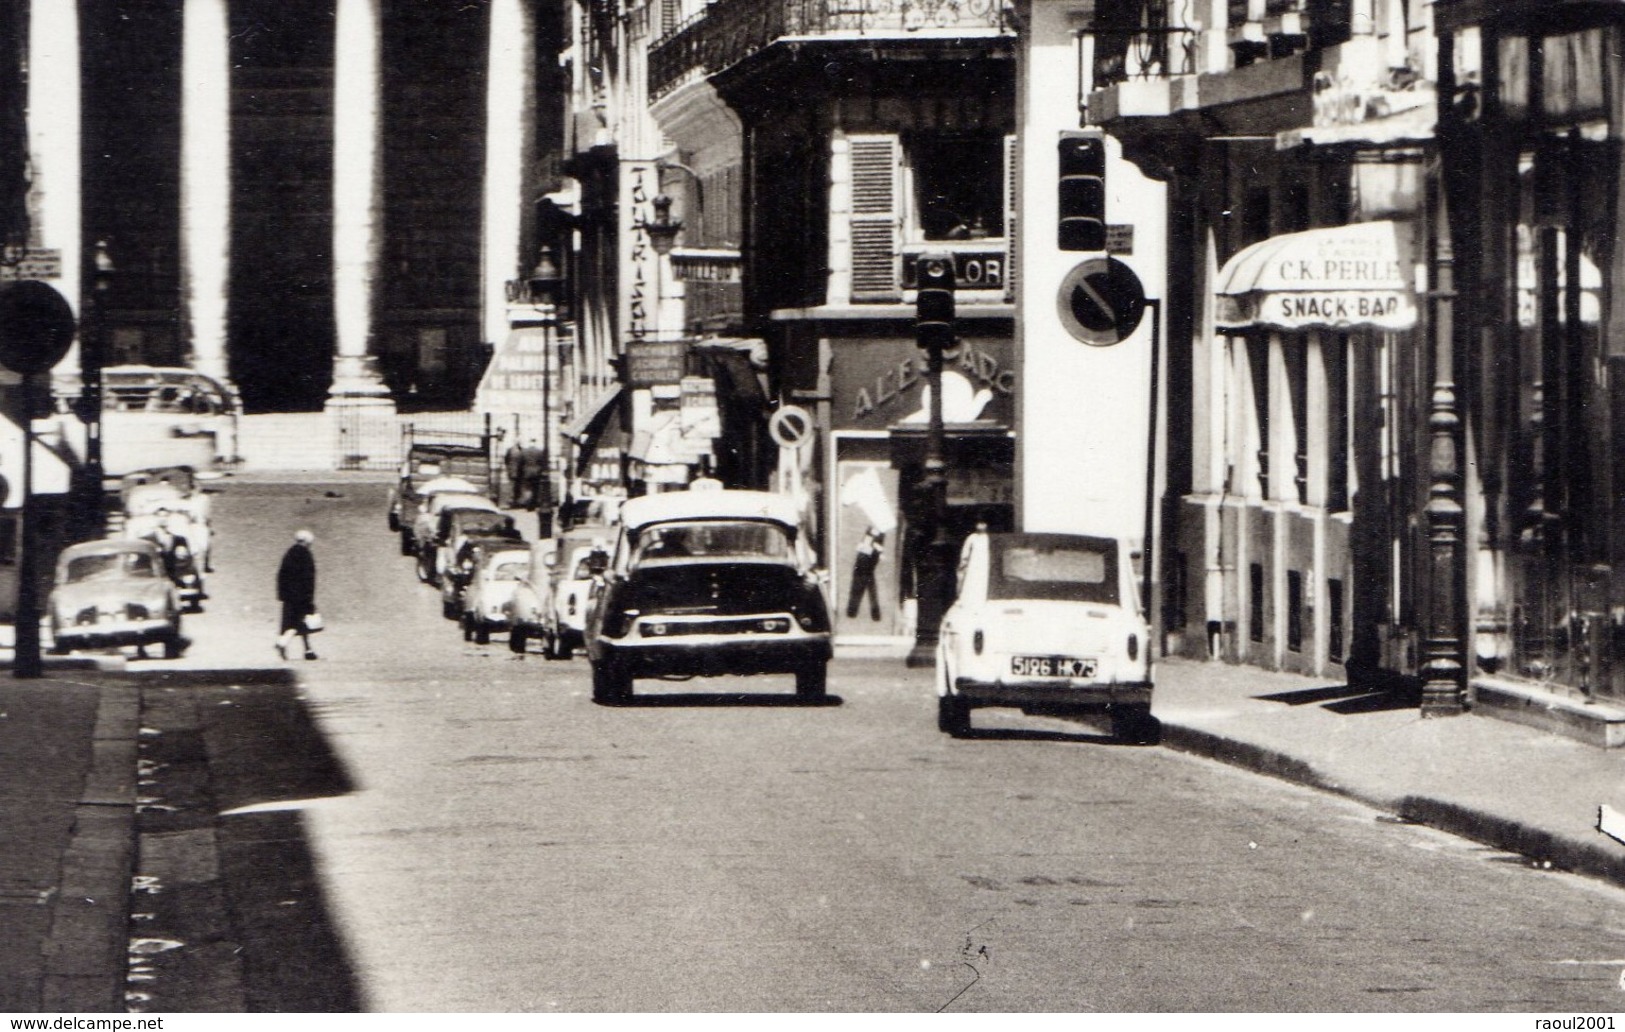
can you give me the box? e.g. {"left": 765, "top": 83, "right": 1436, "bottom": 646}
{"left": 907, "top": 251, "right": 956, "bottom": 668}
{"left": 528, "top": 245, "right": 564, "bottom": 539}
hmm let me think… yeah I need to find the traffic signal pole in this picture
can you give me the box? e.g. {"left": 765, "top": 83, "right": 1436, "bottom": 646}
{"left": 907, "top": 253, "right": 956, "bottom": 669}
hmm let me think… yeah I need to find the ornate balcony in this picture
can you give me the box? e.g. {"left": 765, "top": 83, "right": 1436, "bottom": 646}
{"left": 1091, "top": 0, "right": 1200, "bottom": 89}
{"left": 649, "top": 0, "right": 1013, "bottom": 101}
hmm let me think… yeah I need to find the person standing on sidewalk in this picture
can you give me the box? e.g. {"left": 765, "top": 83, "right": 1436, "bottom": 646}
{"left": 275, "top": 529, "right": 320, "bottom": 660}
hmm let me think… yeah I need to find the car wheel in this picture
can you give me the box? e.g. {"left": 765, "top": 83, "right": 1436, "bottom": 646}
{"left": 444, "top": 597, "right": 460, "bottom": 621}
{"left": 795, "top": 662, "right": 827, "bottom": 700}
{"left": 509, "top": 626, "right": 528, "bottom": 653}
{"left": 1110, "top": 704, "right": 1159, "bottom": 745}
{"left": 937, "top": 693, "right": 970, "bottom": 736}
{"left": 162, "top": 624, "right": 185, "bottom": 659}
{"left": 474, "top": 622, "right": 490, "bottom": 645}
{"left": 591, "top": 660, "right": 631, "bottom": 703}
{"left": 399, "top": 530, "right": 414, "bottom": 556}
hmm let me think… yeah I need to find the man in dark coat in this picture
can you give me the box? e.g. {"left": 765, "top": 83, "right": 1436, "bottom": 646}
{"left": 275, "top": 529, "right": 319, "bottom": 660}
{"left": 503, "top": 438, "right": 526, "bottom": 507}
{"left": 519, "top": 438, "right": 547, "bottom": 511}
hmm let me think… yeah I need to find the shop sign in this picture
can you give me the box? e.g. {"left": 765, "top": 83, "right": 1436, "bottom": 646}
{"left": 0, "top": 247, "right": 62, "bottom": 281}
{"left": 679, "top": 376, "right": 722, "bottom": 439}
{"left": 832, "top": 337, "right": 1016, "bottom": 431}
{"left": 902, "top": 250, "right": 1006, "bottom": 290}
{"left": 620, "top": 161, "right": 659, "bottom": 343}
{"left": 626, "top": 339, "right": 687, "bottom": 387}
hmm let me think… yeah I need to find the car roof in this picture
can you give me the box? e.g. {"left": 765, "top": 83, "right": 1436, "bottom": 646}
{"left": 986, "top": 531, "right": 1121, "bottom": 552}
{"left": 62, "top": 538, "right": 161, "bottom": 559}
{"left": 618, "top": 489, "right": 800, "bottom": 531}
{"left": 421, "top": 476, "right": 480, "bottom": 495}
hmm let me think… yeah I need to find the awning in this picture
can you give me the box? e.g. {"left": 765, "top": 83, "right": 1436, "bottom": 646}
{"left": 1215, "top": 221, "right": 1417, "bottom": 332}
{"left": 562, "top": 384, "right": 623, "bottom": 442}
{"left": 1276, "top": 102, "right": 1435, "bottom": 151}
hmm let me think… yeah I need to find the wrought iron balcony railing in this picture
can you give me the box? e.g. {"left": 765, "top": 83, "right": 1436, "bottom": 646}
{"left": 1091, "top": 0, "right": 1200, "bottom": 89}
{"left": 649, "top": 0, "right": 1013, "bottom": 101}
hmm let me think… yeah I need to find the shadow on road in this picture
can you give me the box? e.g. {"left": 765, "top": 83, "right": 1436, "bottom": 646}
{"left": 600, "top": 691, "right": 845, "bottom": 708}
{"left": 133, "top": 667, "right": 365, "bottom": 1012}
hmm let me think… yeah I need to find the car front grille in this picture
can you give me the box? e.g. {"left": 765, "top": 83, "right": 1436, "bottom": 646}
{"left": 639, "top": 616, "right": 792, "bottom": 638}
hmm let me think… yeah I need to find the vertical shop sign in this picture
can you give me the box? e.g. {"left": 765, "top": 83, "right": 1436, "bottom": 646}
{"left": 621, "top": 160, "right": 658, "bottom": 344}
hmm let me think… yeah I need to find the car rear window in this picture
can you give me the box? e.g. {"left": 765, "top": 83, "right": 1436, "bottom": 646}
{"left": 631, "top": 520, "right": 793, "bottom": 567}
{"left": 989, "top": 540, "right": 1118, "bottom": 604}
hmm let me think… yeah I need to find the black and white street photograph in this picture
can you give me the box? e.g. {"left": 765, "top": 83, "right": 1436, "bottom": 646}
{"left": 4, "top": 0, "right": 1625, "bottom": 1019}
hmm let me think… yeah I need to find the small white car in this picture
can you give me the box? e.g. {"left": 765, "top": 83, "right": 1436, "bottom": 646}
{"left": 936, "top": 530, "right": 1155, "bottom": 741}
{"left": 459, "top": 543, "right": 532, "bottom": 644}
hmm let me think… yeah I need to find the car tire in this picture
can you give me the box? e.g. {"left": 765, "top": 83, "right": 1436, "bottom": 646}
{"left": 444, "top": 597, "right": 460, "bottom": 621}
{"left": 937, "top": 693, "right": 971, "bottom": 736}
{"left": 474, "top": 622, "right": 490, "bottom": 645}
{"left": 399, "top": 530, "right": 414, "bottom": 556}
{"left": 161, "top": 626, "right": 185, "bottom": 659}
{"left": 1110, "top": 704, "right": 1158, "bottom": 745}
{"left": 795, "top": 662, "right": 827, "bottom": 700}
{"left": 591, "top": 659, "right": 631, "bottom": 703}
{"left": 509, "top": 627, "right": 528, "bottom": 653}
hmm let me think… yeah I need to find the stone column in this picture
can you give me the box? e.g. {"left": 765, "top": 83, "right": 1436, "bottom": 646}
{"left": 181, "top": 0, "right": 231, "bottom": 382}
{"left": 482, "top": 0, "right": 537, "bottom": 350}
{"left": 29, "top": 0, "right": 80, "bottom": 366}
{"left": 328, "top": 0, "right": 393, "bottom": 409}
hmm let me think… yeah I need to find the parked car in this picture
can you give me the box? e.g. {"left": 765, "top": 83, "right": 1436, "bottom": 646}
{"left": 505, "top": 539, "right": 557, "bottom": 656}
{"left": 440, "top": 530, "right": 527, "bottom": 619}
{"left": 459, "top": 543, "right": 532, "bottom": 644}
{"left": 584, "top": 488, "right": 832, "bottom": 702}
{"left": 48, "top": 539, "right": 186, "bottom": 658}
{"left": 411, "top": 491, "right": 501, "bottom": 572}
{"left": 386, "top": 428, "right": 497, "bottom": 545}
{"left": 935, "top": 530, "right": 1155, "bottom": 741}
{"left": 397, "top": 476, "right": 483, "bottom": 556}
{"left": 420, "top": 505, "right": 519, "bottom": 586}
{"left": 545, "top": 536, "right": 612, "bottom": 660}
{"left": 123, "top": 469, "right": 214, "bottom": 574}
{"left": 122, "top": 510, "right": 207, "bottom": 611}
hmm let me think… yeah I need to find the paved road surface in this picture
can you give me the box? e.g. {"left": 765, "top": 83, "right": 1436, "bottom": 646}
{"left": 125, "top": 475, "right": 1625, "bottom": 1012}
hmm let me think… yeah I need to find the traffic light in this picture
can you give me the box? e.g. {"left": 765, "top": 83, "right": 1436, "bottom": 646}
{"left": 1057, "top": 131, "right": 1107, "bottom": 252}
{"left": 914, "top": 250, "right": 955, "bottom": 351}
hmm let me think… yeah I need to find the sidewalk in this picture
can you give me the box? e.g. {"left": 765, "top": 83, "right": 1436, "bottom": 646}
{"left": 0, "top": 661, "right": 138, "bottom": 1013}
{"left": 1149, "top": 656, "right": 1625, "bottom": 883}
{"left": 7, "top": 650, "right": 1625, "bottom": 1012}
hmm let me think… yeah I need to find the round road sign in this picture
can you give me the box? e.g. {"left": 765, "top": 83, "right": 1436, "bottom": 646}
{"left": 1056, "top": 257, "right": 1146, "bottom": 347}
{"left": 768, "top": 404, "right": 815, "bottom": 449}
{"left": 0, "top": 280, "right": 76, "bottom": 375}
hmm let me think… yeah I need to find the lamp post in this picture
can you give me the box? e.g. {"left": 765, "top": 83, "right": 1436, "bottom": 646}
{"left": 73, "top": 240, "right": 113, "bottom": 537}
{"left": 644, "top": 194, "right": 682, "bottom": 341}
{"left": 528, "top": 246, "right": 564, "bottom": 539}
{"left": 907, "top": 251, "right": 956, "bottom": 668}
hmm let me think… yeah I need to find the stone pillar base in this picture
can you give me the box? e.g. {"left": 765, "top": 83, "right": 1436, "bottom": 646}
{"left": 325, "top": 355, "right": 396, "bottom": 412}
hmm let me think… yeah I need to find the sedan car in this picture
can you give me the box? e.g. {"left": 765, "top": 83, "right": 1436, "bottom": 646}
{"left": 584, "top": 488, "right": 832, "bottom": 702}
{"left": 402, "top": 480, "right": 489, "bottom": 557}
{"left": 48, "top": 539, "right": 186, "bottom": 658}
{"left": 935, "top": 530, "right": 1155, "bottom": 741}
{"left": 421, "top": 506, "right": 520, "bottom": 586}
{"left": 459, "top": 543, "right": 532, "bottom": 644}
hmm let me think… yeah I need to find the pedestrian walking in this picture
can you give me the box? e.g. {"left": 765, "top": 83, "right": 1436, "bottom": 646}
{"left": 275, "top": 529, "right": 320, "bottom": 660}
{"left": 519, "top": 438, "right": 547, "bottom": 510}
{"left": 503, "top": 437, "right": 526, "bottom": 508}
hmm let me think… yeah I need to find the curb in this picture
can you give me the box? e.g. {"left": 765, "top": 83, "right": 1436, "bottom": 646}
{"left": 1158, "top": 719, "right": 1625, "bottom": 889}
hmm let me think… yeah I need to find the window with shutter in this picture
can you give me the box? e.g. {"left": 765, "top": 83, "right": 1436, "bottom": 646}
{"left": 848, "top": 134, "right": 901, "bottom": 301}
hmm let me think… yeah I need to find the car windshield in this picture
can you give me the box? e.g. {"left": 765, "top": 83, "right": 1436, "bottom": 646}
{"left": 459, "top": 512, "right": 510, "bottom": 534}
{"left": 988, "top": 537, "right": 1118, "bottom": 604}
{"left": 631, "top": 520, "right": 793, "bottom": 567}
{"left": 66, "top": 551, "right": 156, "bottom": 583}
{"left": 572, "top": 551, "right": 610, "bottom": 579}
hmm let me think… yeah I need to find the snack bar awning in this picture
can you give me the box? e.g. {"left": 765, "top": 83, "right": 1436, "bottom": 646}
{"left": 1215, "top": 220, "right": 1417, "bottom": 332}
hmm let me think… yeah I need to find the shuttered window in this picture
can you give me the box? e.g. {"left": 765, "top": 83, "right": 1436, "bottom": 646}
{"left": 848, "top": 134, "right": 901, "bottom": 301}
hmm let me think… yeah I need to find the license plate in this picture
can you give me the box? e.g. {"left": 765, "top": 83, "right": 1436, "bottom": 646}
{"left": 1011, "top": 655, "right": 1097, "bottom": 678}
